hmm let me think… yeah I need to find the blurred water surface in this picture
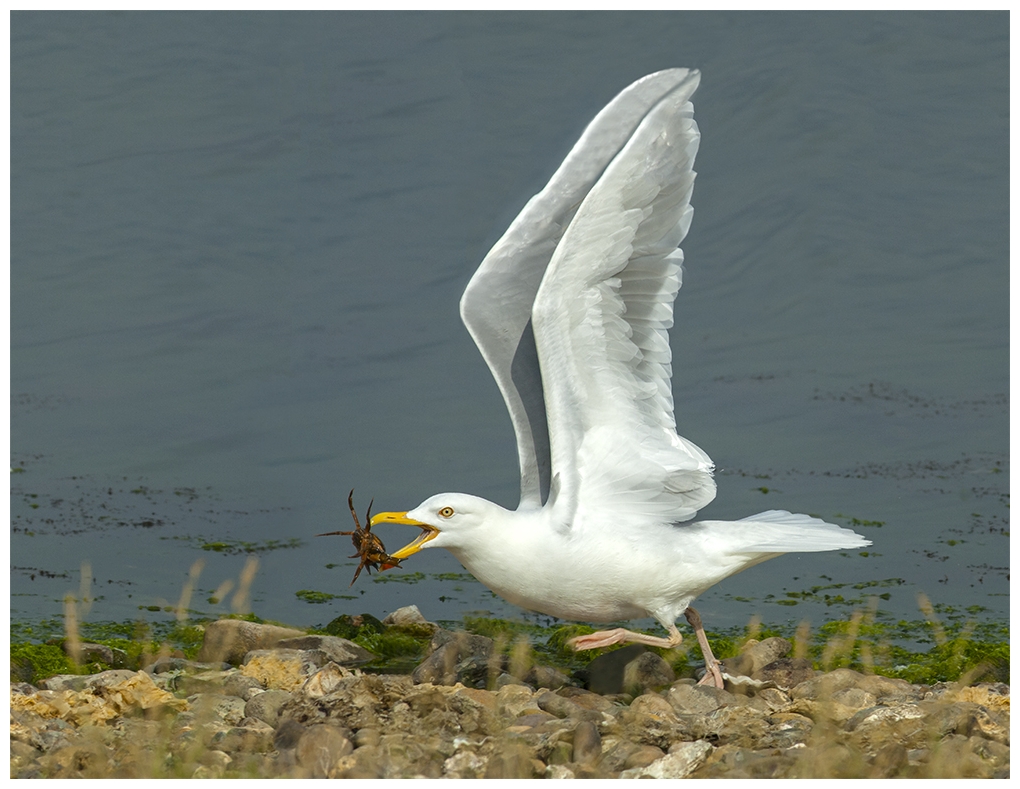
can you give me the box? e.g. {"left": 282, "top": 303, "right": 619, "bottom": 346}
{"left": 11, "top": 12, "right": 1008, "bottom": 635}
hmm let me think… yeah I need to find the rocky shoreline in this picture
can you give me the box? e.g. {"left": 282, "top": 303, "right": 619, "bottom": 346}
{"left": 10, "top": 608, "right": 1010, "bottom": 778}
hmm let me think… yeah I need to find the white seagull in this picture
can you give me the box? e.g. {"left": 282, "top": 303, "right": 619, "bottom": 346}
{"left": 371, "top": 69, "right": 870, "bottom": 687}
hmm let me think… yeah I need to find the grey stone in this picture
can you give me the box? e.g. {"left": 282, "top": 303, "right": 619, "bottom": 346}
{"left": 176, "top": 669, "right": 242, "bottom": 696}
{"left": 187, "top": 692, "right": 249, "bottom": 726}
{"left": 142, "top": 656, "right": 230, "bottom": 674}
{"left": 620, "top": 741, "right": 713, "bottom": 778}
{"left": 41, "top": 674, "right": 91, "bottom": 692}
{"left": 71, "top": 642, "right": 128, "bottom": 668}
{"left": 244, "top": 689, "right": 295, "bottom": 727}
{"left": 43, "top": 669, "right": 138, "bottom": 692}
{"left": 196, "top": 620, "right": 305, "bottom": 664}
{"left": 273, "top": 635, "right": 375, "bottom": 666}
{"left": 10, "top": 681, "right": 38, "bottom": 695}
{"left": 666, "top": 682, "right": 737, "bottom": 714}
{"left": 524, "top": 664, "right": 573, "bottom": 690}
{"left": 295, "top": 724, "right": 353, "bottom": 778}
{"left": 495, "top": 672, "right": 531, "bottom": 689}
{"left": 832, "top": 687, "right": 877, "bottom": 709}
{"left": 221, "top": 673, "right": 265, "bottom": 699}
{"left": 584, "top": 644, "right": 646, "bottom": 695}
{"left": 273, "top": 719, "right": 306, "bottom": 750}
{"left": 382, "top": 604, "right": 436, "bottom": 630}
{"left": 30, "top": 728, "right": 73, "bottom": 753}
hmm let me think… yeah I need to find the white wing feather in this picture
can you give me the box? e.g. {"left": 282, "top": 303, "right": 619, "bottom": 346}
{"left": 532, "top": 76, "right": 715, "bottom": 528}
{"left": 460, "top": 69, "right": 702, "bottom": 510}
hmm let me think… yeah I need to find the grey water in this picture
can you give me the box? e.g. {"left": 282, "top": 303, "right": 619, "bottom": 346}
{"left": 11, "top": 12, "right": 1008, "bottom": 641}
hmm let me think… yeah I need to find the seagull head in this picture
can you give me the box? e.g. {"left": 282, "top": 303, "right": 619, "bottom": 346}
{"left": 370, "top": 492, "right": 502, "bottom": 559}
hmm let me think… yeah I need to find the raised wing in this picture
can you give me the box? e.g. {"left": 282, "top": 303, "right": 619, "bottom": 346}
{"left": 460, "top": 69, "right": 700, "bottom": 511}
{"left": 532, "top": 73, "right": 716, "bottom": 528}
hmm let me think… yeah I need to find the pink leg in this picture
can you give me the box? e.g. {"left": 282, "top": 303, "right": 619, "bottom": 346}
{"left": 568, "top": 623, "right": 683, "bottom": 651}
{"left": 685, "top": 606, "right": 724, "bottom": 689}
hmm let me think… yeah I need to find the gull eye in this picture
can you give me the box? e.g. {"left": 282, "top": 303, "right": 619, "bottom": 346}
{"left": 438, "top": 506, "right": 455, "bottom": 518}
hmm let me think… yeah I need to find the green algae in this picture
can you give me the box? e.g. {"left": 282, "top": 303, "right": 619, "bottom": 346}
{"left": 295, "top": 589, "right": 345, "bottom": 604}
{"left": 9, "top": 619, "right": 205, "bottom": 684}
{"left": 11, "top": 602, "right": 1008, "bottom": 687}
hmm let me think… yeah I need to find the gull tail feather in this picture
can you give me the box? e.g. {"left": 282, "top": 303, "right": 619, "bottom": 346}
{"left": 736, "top": 510, "right": 871, "bottom": 553}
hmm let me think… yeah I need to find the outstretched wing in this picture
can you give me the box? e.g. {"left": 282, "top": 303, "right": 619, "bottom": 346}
{"left": 460, "top": 69, "right": 700, "bottom": 511}
{"left": 532, "top": 71, "right": 716, "bottom": 529}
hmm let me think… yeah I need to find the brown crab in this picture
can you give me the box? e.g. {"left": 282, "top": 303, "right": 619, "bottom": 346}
{"left": 318, "top": 489, "right": 403, "bottom": 586}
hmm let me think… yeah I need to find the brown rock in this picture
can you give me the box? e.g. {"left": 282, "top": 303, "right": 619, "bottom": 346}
{"left": 831, "top": 687, "right": 877, "bottom": 709}
{"left": 187, "top": 692, "right": 248, "bottom": 726}
{"left": 556, "top": 685, "right": 617, "bottom": 712}
{"left": 854, "top": 673, "right": 920, "bottom": 702}
{"left": 197, "top": 620, "right": 305, "bottom": 664}
{"left": 296, "top": 724, "right": 353, "bottom": 778}
{"left": 599, "top": 738, "right": 645, "bottom": 772}
{"left": 524, "top": 664, "right": 573, "bottom": 690}
{"left": 412, "top": 630, "right": 497, "bottom": 687}
{"left": 443, "top": 748, "right": 488, "bottom": 778}
{"left": 789, "top": 667, "right": 917, "bottom": 702}
{"left": 301, "top": 662, "right": 353, "bottom": 698}
{"left": 70, "top": 643, "right": 128, "bottom": 668}
{"left": 868, "top": 742, "right": 908, "bottom": 777}
{"left": 693, "top": 743, "right": 796, "bottom": 779}
{"left": 244, "top": 689, "right": 294, "bottom": 727}
{"left": 239, "top": 650, "right": 327, "bottom": 692}
{"left": 922, "top": 733, "right": 997, "bottom": 779}
{"left": 760, "top": 712, "right": 813, "bottom": 749}
{"left": 750, "top": 686, "right": 791, "bottom": 712}
{"left": 212, "top": 719, "right": 276, "bottom": 754}
{"left": 272, "top": 719, "right": 306, "bottom": 750}
{"left": 624, "top": 651, "right": 676, "bottom": 695}
{"left": 454, "top": 686, "right": 498, "bottom": 714}
{"left": 621, "top": 740, "right": 713, "bottom": 778}
{"left": 630, "top": 692, "right": 680, "bottom": 721}
{"left": 666, "top": 682, "right": 741, "bottom": 714}
{"left": 695, "top": 705, "right": 771, "bottom": 747}
{"left": 721, "top": 637, "right": 792, "bottom": 677}
{"left": 923, "top": 700, "right": 1010, "bottom": 745}
{"left": 622, "top": 744, "right": 666, "bottom": 769}
{"left": 483, "top": 742, "right": 538, "bottom": 778}
{"left": 221, "top": 673, "right": 264, "bottom": 699}
{"left": 754, "top": 658, "right": 816, "bottom": 689}
{"left": 536, "top": 690, "right": 600, "bottom": 722}
{"left": 513, "top": 711, "right": 558, "bottom": 728}
{"left": 495, "top": 683, "right": 541, "bottom": 719}
{"left": 572, "top": 720, "right": 602, "bottom": 764}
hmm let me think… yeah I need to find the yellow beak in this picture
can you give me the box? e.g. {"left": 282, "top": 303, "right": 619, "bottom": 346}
{"left": 370, "top": 511, "right": 441, "bottom": 559}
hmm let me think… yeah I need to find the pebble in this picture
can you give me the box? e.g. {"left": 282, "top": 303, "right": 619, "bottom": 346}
{"left": 7, "top": 615, "right": 1012, "bottom": 778}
